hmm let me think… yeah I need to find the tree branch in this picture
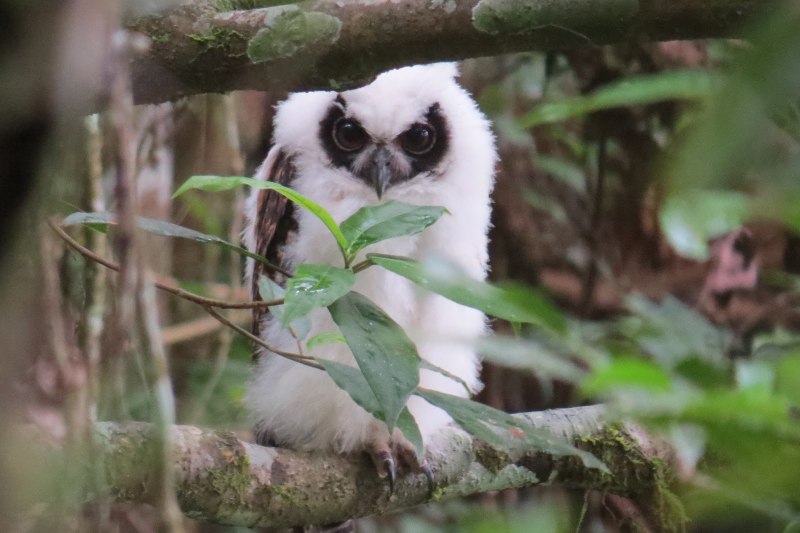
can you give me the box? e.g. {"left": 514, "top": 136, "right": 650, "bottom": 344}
{"left": 125, "top": 0, "right": 777, "bottom": 104}
{"left": 93, "top": 405, "right": 679, "bottom": 529}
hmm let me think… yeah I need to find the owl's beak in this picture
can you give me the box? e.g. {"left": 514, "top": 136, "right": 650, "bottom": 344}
{"left": 368, "top": 145, "right": 393, "bottom": 199}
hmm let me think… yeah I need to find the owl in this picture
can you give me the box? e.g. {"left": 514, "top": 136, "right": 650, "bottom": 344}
{"left": 244, "top": 63, "right": 496, "bottom": 493}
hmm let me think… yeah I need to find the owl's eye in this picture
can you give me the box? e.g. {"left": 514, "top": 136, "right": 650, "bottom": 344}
{"left": 400, "top": 123, "right": 436, "bottom": 155}
{"left": 332, "top": 117, "right": 368, "bottom": 152}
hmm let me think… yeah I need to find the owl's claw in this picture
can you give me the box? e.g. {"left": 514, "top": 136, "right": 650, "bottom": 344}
{"left": 420, "top": 461, "right": 435, "bottom": 494}
{"left": 383, "top": 454, "right": 397, "bottom": 493}
{"left": 368, "top": 445, "right": 399, "bottom": 493}
{"left": 367, "top": 429, "right": 433, "bottom": 496}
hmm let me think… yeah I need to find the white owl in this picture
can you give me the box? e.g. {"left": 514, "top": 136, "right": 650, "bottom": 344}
{"left": 243, "top": 63, "right": 496, "bottom": 492}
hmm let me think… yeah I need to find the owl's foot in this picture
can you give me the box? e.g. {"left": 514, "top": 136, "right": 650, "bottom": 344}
{"left": 366, "top": 427, "right": 434, "bottom": 495}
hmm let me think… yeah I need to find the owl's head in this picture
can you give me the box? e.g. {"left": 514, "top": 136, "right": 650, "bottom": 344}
{"left": 272, "top": 63, "right": 495, "bottom": 199}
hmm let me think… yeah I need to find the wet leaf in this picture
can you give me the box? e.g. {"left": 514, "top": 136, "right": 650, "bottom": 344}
{"left": 340, "top": 201, "right": 446, "bottom": 262}
{"left": 282, "top": 264, "right": 354, "bottom": 325}
{"left": 257, "top": 276, "right": 310, "bottom": 339}
{"left": 328, "top": 291, "right": 420, "bottom": 431}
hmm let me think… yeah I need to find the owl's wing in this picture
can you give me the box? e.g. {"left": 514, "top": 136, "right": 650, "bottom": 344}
{"left": 249, "top": 146, "right": 298, "bottom": 338}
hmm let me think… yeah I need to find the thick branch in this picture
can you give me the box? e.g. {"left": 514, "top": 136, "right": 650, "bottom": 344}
{"left": 125, "top": 0, "right": 776, "bottom": 104}
{"left": 93, "top": 405, "right": 677, "bottom": 529}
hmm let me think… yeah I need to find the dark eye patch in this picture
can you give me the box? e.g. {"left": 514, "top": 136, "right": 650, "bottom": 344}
{"left": 319, "top": 97, "right": 450, "bottom": 183}
{"left": 319, "top": 95, "right": 365, "bottom": 169}
{"left": 406, "top": 103, "right": 449, "bottom": 176}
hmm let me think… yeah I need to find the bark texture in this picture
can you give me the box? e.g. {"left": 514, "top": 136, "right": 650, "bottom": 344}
{"left": 125, "top": 0, "right": 777, "bottom": 104}
{"left": 92, "top": 405, "right": 679, "bottom": 529}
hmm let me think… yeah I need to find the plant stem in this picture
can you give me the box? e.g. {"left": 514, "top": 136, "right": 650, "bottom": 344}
{"left": 49, "top": 219, "right": 283, "bottom": 310}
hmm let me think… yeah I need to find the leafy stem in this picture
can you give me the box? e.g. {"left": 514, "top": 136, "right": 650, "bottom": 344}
{"left": 49, "top": 218, "right": 283, "bottom": 310}
{"left": 50, "top": 217, "right": 319, "bottom": 368}
{"left": 172, "top": 176, "right": 349, "bottom": 264}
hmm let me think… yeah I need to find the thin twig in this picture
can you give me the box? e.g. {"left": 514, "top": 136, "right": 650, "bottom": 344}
{"left": 203, "top": 306, "right": 322, "bottom": 370}
{"left": 49, "top": 219, "right": 282, "bottom": 310}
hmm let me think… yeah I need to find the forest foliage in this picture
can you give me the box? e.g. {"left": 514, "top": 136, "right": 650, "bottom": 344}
{"left": 6, "top": 0, "right": 800, "bottom": 531}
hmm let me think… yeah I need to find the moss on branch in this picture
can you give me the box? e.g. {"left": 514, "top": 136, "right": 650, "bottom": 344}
{"left": 89, "top": 405, "right": 682, "bottom": 529}
{"left": 124, "top": 0, "right": 778, "bottom": 104}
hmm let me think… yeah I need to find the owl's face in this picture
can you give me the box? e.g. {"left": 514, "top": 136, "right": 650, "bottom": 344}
{"left": 318, "top": 96, "right": 449, "bottom": 198}
{"left": 271, "top": 63, "right": 492, "bottom": 200}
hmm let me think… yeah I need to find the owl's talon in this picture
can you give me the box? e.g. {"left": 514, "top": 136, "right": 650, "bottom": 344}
{"left": 384, "top": 456, "right": 397, "bottom": 493}
{"left": 420, "top": 461, "right": 435, "bottom": 495}
{"left": 367, "top": 428, "right": 432, "bottom": 495}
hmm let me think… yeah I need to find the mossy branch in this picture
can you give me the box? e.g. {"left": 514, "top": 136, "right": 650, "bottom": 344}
{"left": 124, "top": 0, "right": 778, "bottom": 104}
{"left": 91, "top": 405, "right": 680, "bottom": 529}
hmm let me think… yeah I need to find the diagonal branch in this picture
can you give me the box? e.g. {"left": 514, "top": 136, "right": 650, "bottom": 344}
{"left": 126, "top": 0, "right": 778, "bottom": 104}
{"left": 92, "top": 405, "right": 680, "bottom": 529}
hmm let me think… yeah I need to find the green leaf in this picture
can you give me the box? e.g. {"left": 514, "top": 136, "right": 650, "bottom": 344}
{"left": 257, "top": 276, "right": 311, "bottom": 339}
{"left": 518, "top": 70, "right": 718, "bottom": 128}
{"left": 681, "top": 388, "right": 798, "bottom": 438}
{"left": 257, "top": 276, "right": 284, "bottom": 305}
{"left": 735, "top": 360, "right": 775, "bottom": 391}
{"left": 476, "top": 336, "right": 586, "bottom": 382}
{"left": 282, "top": 264, "right": 355, "bottom": 326}
{"left": 533, "top": 155, "right": 586, "bottom": 193}
{"left": 328, "top": 292, "right": 421, "bottom": 431}
{"left": 305, "top": 331, "right": 347, "bottom": 350}
{"left": 775, "top": 354, "right": 800, "bottom": 406}
{"left": 396, "top": 408, "right": 424, "bottom": 459}
{"left": 172, "top": 175, "right": 348, "bottom": 259}
{"left": 582, "top": 356, "right": 672, "bottom": 396}
{"left": 339, "top": 201, "right": 447, "bottom": 262}
{"left": 368, "top": 254, "right": 566, "bottom": 332}
{"left": 624, "top": 295, "right": 728, "bottom": 369}
{"left": 674, "top": 358, "right": 728, "bottom": 389}
{"left": 85, "top": 223, "right": 109, "bottom": 234}
{"left": 318, "top": 358, "right": 423, "bottom": 457}
{"left": 659, "top": 189, "right": 748, "bottom": 260}
{"left": 667, "top": 10, "right": 800, "bottom": 194}
{"left": 62, "top": 212, "right": 279, "bottom": 269}
{"left": 317, "top": 358, "right": 382, "bottom": 418}
{"left": 416, "top": 388, "right": 607, "bottom": 472}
